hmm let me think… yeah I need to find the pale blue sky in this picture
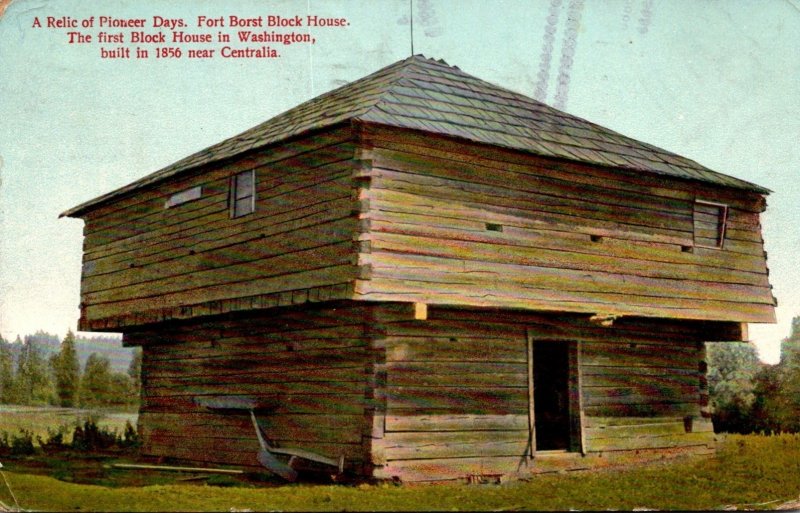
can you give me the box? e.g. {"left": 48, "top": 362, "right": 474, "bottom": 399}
{"left": 1, "top": 0, "right": 798, "bottom": 363}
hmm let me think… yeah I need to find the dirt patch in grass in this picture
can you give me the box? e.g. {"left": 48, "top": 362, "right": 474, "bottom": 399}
{"left": 1, "top": 453, "right": 285, "bottom": 489}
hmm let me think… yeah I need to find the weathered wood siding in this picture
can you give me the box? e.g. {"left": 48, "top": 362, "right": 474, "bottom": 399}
{"left": 125, "top": 300, "right": 717, "bottom": 480}
{"left": 127, "top": 302, "right": 376, "bottom": 470}
{"left": 78, "top": 125, "right": 360, "bottom": 331}
{"left": 354, "top": 124, "right": 775, "bottom": 323}
{"left": 75, "top": 122, "right": 773, "bottom": 330}
{"left": 368, "top": 305, "right": 716, "bottom": 482}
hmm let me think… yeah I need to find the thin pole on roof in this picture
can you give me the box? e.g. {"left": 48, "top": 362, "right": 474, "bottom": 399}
{"left": 308, "top": 0, "right": 314, "bottom": 96}
{"left": 409, "top": 0, "right": 414, "bottom": 55}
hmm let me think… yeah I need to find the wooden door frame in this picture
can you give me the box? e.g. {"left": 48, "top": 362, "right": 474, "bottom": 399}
{"left": 526, "top": 331, "right": 586, "bottom": 457}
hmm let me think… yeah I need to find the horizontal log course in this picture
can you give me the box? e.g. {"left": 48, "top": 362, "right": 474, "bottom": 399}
{"left": 384, "top": 338, "right": 525, "bottom": 363}
{"left": 368, "top": 165, "right": 693, "bottom": 234}
{"left": 581, "top": 367, "right": 700, "bottom": 388}
{"left": 380, "top": 430, "right": 528, "bottom": 461}
{"left": 84, "top": 184, "right": 355, "bottom": 274}
{"left": 586, "top": 430, "right": 715, "bottom": 452}
{"left": 372, "top": 456, "right": 527, "bottom": 483}
{"left": 85, "top": 152, "right": 354, "bottom": 251}
{"left": 583, "top": 401, "right": 700, "bottom": 417}
{"left": 367, "top": 198, "right": 691, "bottom": 247}
{"left": 422, "top": 306, "right": 741, "bottom": 341}
{"left": 580, "top": 342, "right": 698, "bottom": 368}
{"left": 354, "top": 278, "right": 776, "bottom": 323}
{"left": 143, "top": 323, "right": 369, "bottom": 358}
{"left": 386, "top": 366, "right": 527, "bottom": 388}
{"left": 139, "top": 412, "right": 364, "bottom": 444}
{"left": 364, "top": 251, "right": 771, "bottom": 305}
{"left": 145, "top": 363, "right": 366, "bottom": 382}
{"left": 143, "top": 347, "right": 368, "bottom": 378}
{"left": 85, "top": 264, "right": 357, "bottom": 322}
{"left": 364, "top": 229, "right": 768, "bottom": 284}
{"left": 85, "top": 187, "right": 353, "bottom": 268}
{"left": 581, "top": 388, "right": 700, "bottom": 407}
{"left": 89, "top": 283, "right": 356, "bottom": 332}
{"left": 359, "top": 124, "right": 767, "bottom": 213}
{"left": 141, "top": 443, "right": 262, "bottom": 468}
{"left": 141, "top": 393, "right": 367, "bottom": 415}
{"left": 83, "top": 217, "right": 356, "bottom": 294}
{"left": 384, "top": 386, "right": 527, "bottom": 413}
{"left": 365, "top": 207, "right": 764, "bottom": 267}
{"left": 143, "top": 379, "right": 365, "bottom": 399}
{"left": 84, "top": 240, "right": 355, "bottom": 305}
{"left": 584, "top": 416, "right": 713, "bottom": 437}
{"left": 368, "top": 187, "right": 693, "bottom": 247}
{"left": 144, "top": 438, "right": 362, "bottom": 467}
{"left": 82, "top": 127, "right": 355, "bottom": 236}
{"left": 384, "top": 414, "right": 529, "bottom": 432}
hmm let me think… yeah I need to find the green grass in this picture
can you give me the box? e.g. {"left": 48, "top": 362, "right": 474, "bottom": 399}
{"left": 0, "top": 434, "right": 798, "bottom": 511}
{"left": 0, "top": 405, "right": 137, "bottom": 443}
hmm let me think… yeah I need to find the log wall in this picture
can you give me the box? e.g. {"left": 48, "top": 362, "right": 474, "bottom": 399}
{"left": 77, "top": 125, "right": 360, "bottom": 331}
{"left": 368, "top": 304, "right": 716, "bottom": 482}
{"left": 75, "top": 122, "right": 774, "bottom": 330}
{"left": 353, "top": 124, "right": 775, "bottom": 323}
{"left": 126, "top": 301, "right": 719, "bottom": 481}
{"left": 127, "top": 302, "right": 379, "bottom": 471}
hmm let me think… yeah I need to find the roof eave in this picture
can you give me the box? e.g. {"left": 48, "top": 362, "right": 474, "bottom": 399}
{"left": 59, "top": 119, "right": 359, "bottom": 219}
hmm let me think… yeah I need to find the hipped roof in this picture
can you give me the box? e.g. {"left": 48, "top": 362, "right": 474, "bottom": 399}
{"left": 62, "top": 55, "right": 769, "bottom": 218}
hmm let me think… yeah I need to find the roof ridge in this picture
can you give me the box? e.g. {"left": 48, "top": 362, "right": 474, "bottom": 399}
{"left": 359, "top": 54, "right": 435, "bottom": 122}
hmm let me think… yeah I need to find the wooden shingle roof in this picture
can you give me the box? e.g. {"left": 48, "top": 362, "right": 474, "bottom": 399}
{"left": 62, "top": 55, "right": 768, "bottom": 217}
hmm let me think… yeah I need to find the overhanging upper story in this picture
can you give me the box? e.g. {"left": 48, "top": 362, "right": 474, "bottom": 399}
{"left": 61, "top": 56, "right": 776, "bottom": 332}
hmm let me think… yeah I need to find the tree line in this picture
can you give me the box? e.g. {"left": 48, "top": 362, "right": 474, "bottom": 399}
{"left": 707, "top": 315, "right": 800, "bottom": 433}
{"left": 0, "top": 330, "right": 141, "bottom": 409}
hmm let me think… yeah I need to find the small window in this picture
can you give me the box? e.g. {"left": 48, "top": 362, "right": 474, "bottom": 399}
{"left": 693, "top": 200, "right": 728, "bottom": 249}
{"left": 165, "top": 186, "right": 202, "bottom": 209}
{"left": 231, "top": 170, "right": 255, "bottom": 218}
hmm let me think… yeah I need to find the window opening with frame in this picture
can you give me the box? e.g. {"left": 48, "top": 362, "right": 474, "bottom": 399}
{"left": 165, "top": 185, "right": 202, "bottom": 209}
{"left": 231, "top": 170, "right": 255, "bottom": 218}
{"left": 693, "top": 199, "right": 728, "bottom": 249}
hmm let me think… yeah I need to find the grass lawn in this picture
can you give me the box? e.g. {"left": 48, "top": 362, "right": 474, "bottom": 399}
{"left": 0, "top": 434, "right": 798, "bottom": 511}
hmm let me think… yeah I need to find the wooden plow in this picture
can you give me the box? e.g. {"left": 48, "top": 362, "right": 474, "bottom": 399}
{"left": 194, "top": 396, "right": 344, "bottom": 482}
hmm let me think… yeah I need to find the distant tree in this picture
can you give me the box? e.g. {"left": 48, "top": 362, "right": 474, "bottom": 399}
{"left": 706, "top": 342, "right": 761, "bottom": 433}
{"left": 750, "top": 316, "right": 800, "bottom": 433}
{"left": 14, "top": 335, "right": 53, "bottom": 405}
{"left": 751, "top": 364, "right": 784, "bottom": 433}
{"left": 774, "top": 316, "right": 800, "bottom": 431}
{"left": 108, "top": 372, "right": 135, "bottom": 406}
{"left": 128, "top": 347, "right": 142, "bottom": 401}
{"left": 80, "top": 353, "right": 113, "bottom": 407}
{"left": 27, "top": 330, "right": 61, "bottom": 360}
{"left": 0, "top": 338, "right": 14, "bottom": 403}
{"left": 51, "top": 330, "right": 81, "bottom": 407}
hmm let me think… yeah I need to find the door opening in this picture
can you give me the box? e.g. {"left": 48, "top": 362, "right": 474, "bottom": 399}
{"left": 533, "top": 341, "right": 570, "bottom": 450}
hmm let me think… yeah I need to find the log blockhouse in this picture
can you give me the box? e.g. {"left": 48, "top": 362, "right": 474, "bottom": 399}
{"left": 62, "top": 56, "right": 776, "bottom": 482}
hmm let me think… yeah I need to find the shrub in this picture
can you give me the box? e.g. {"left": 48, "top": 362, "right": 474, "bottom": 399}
{"left": 10, "top": 429, "right": 35, "bottom": 456}
{"left": 0, "top": 431, "right": 9, "bottom": 456}
{"left": 71, "top": 418, "right": 119, "bottom": 452}
{"left": 119, "top": 420, "right": 140, "bottom": 449}
{"left": 37, "top": 425, "right": 70, "bottom": 453}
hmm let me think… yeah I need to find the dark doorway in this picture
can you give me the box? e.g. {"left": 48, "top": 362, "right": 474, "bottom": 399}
{"left": 533, "top": 341, "right": 570, "bottom": 450}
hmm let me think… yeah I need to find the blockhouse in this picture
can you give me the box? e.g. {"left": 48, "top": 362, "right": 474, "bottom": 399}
{"left": 62, "top": 56, "right": 775, "bottom": 482}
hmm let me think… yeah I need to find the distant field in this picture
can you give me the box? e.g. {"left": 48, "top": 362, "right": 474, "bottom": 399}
{"left": 0, "top": 405, "right": 137, "bottom": 442}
